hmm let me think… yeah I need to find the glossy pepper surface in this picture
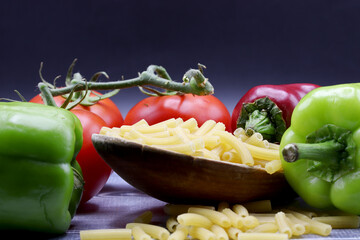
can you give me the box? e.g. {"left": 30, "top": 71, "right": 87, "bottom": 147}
{"left": 280, "top": 84, "right": 360, "bottom": 215}
{"left": 0, "top": 102, "right": 83, "bottom": 233}
{"left": 231, "top": 83, "right": 319, "bottom": 142}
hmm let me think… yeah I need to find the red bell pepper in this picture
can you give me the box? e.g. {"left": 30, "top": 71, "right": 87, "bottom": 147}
{"left": 231, "top": 83, "right": 320, "bottom": 143}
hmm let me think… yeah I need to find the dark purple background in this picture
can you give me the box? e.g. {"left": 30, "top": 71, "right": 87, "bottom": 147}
{"left": 1, "top": 0, "right": 360, "bottom": 116}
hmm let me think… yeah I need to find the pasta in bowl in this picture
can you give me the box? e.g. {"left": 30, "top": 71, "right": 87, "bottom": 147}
{"left": 92, "top": 118, "right": 294, "bottom": 204}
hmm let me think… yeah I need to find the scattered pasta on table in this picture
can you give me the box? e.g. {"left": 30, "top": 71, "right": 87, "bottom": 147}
{"left": 79, "top": 199, "right": 360, "bottom": 240}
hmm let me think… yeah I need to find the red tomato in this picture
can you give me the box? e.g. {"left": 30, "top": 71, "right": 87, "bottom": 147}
{"left": 124, "top": 94, "right": 231, "bottom": 130}
{"left": 30, "top": 91, "right": 124, "bottom": 128}
{"left": 71, "top": 109, "right": 112, "bottom": 204}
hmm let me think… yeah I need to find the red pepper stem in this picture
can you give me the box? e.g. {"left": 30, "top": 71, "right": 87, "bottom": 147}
{"left": 237, "top": 97, "right": 286, "bottom": 143}
{"left": 245, "top": 110, "right": 275, "bottom": 137}
{"left": 282, "top": 141, "right": 344, "bottom": 163}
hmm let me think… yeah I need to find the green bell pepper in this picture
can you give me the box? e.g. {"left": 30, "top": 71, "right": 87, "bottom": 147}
{"left": 280, "top": 83, "right": 360, "bottom": 215}
{"left": 0, "top": 102, "right": 84, "bottom": 234}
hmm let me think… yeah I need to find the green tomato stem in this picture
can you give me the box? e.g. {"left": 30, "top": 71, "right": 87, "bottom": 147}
{"left": 38, "top": 82, "right": 57, "bottom": 107}
{"left": 47, "top": 70, "right": 214, "bottom": 97}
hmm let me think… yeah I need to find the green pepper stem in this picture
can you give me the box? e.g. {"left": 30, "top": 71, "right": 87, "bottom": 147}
{"left": 282, "top": 141, "right": 344, "bottom": 163}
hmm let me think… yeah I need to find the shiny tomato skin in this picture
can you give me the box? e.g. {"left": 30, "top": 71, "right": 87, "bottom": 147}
{"left": 80, "top": 97, "right": 123, "bottom": 128}
{"left": 71, "top": 109, "right": 112, "bottom": 204}
{"left": 124, "top": 94, "right": 231, "bottom": 130}
{"left": 29, "top": 91, "right": 123, "bottom": 128}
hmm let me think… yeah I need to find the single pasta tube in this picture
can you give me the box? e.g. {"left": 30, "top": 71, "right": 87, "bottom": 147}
{"left": 242, "top": 215, "right": 259, "bottom": 229}
{"left": 80, "top": 229, "right": 132, "bottom": 240}
{"left": 262, "top": 140, "right": 270, "bottom": 148}
{"left": 233, "top": 128, "right": 249, "bottom": 142}
{"left": 312, "top": 215, "right": 360, "bottom": 229}
{"left": 127, "top": 129, "right": 183, "bottom": 145}
{"left": 308, "top": 219, "right": 332, "bottom": 236}
{"left": 210, "top": 224, "right": 229, "bottom": 240}
{"left": 172, "top": 126, "right": 191, "bottom": 142}
{"left": 246, "top": 222, "right": 278, "bottom": 233}
{"left": 191, "top": 138, "right": 205, "bottom": 150}
{"left": 232, "top": 204, "right": 249, "bottom": 217}
{"left": 251, "top": 215, "right": 275, "bottom": 224}
{"left": 274, "top": 212, "right": 292, "bottom": 238}
{"left": 204, "top": 122, "right": 226, "bottom": 136}
{"left": 267, "top": 142, "right": 280, "bottom": 150}
{"left": 188, "top": 207, "right": 231, "bottom": 228}
{"left": 286, "top": 215, "right": 305, "bottom": 236}
{"left": 144, "top": 131, "right": 171, "bottom": 138}
{"left": 177, "top": 213, "right": 213, "bottom": 229}
{"left": 194, "top": 120, "right": 217, "bottom": 136}
{"left": 226, "top": 227, "right": 242, "bottom": 240}
{"left": 189, "top": 226, "right": 216, "bottom": 240}
{"left": 175, "top": 118, "right": 184, "bottom": 126}
{"left": 213, "top": 130, "right": 254, "bottom": 166}
{"left": 221, "top": 151, "right": 239, "bottom": 162}
{"left": 134, "top": 124, "right": 167, "bottom": 134}
{"left": 233, "top": 127, "right": 246, "bottom": 138}
{"left": 180, "top": 118, "right": 198, "bottom": 132}
{"left": 166, "top": 217, "right": 179, "bottom": 232}
{"left": 117, "top": 126, "right": 135, "bottom": 135}
{"left": 168, "top": 224, "right": 188, "bottom": 240}
{"left": 203, "top": 135, "right": 221, "bottom": 149}
{"left": 151, "top": 118, "right": 178, "bottom": 128}
{"left": 126, "top": 223, "right": 170, "bottom": 240}
{"left": 222, "top": 208, "right": 244, "bottom": 229}
{"left": 195, "top": 148, "right": 220, "bottom": 160}
{"left": 285, "top": 213, "right": 310, "bottom": 234}
{"left": 99, "top": 126, "right": 112, "bottom": 135}
{"left": 284, "top": 209, "right": 317, "bottom": 219}
{"left": 245, "top": 132, "right": 265, "bottom": 147}
{"left": 151, "top": 142, "right": 196, "bottom": 155}
{"left": 265, "top": 160, "right": 282, "bottom": 174}
{"left": 132, "top": 226, "right": 152, "bottom": 240}
{"left": 132, "top": 119, "right": 149, "bottom": 127}
{"left": 243, "top": 142, "right": 280, "bottom": 160}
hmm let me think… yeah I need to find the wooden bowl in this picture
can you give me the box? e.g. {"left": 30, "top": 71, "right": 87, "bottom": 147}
{"left": 92, "top": 134, "right": 293, "bottom": 205}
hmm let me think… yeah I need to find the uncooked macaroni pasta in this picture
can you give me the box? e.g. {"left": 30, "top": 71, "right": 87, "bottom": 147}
{"left": 100, "top": 118, "right": 283, "bottom": 174}
{"left": 79, "top": 199, "right": 360, "bottom": 240}
{"left": 88, "top": 119, "right": 360, "bottom": 240}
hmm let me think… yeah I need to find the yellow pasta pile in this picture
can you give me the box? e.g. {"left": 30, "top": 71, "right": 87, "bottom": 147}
{"left": 79, "top": 200, "right": 360, "bottom": 240}
{"left": 100, "top": 118, "right": 282, "bottom": 174}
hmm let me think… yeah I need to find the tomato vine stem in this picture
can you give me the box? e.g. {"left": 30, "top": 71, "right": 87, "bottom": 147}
{"left": 38, "top": 63, "right": 214, "bottom": 106}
